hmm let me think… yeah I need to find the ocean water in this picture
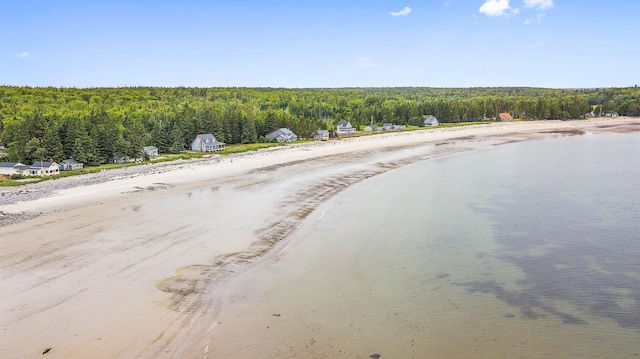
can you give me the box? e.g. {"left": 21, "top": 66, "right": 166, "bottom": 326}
{"left": 210, "top": 131, "right": 640, "bottom": 358}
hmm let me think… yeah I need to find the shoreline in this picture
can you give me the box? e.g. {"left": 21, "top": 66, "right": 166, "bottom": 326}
{"left": 1, "top": 118, "right": 639, "bottom": 358}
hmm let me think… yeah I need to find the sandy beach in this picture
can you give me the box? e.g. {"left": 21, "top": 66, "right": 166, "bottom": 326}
{"left": 1, "top": 118, "right": 638, "bottom": 358}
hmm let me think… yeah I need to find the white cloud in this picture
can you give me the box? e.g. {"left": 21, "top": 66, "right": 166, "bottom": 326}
{"left": 479, "top": 0, "right": 512, "bottom": 17}
{"left": 12, "top": 52, "right": 33, "bottom": 58}
{"left": 524, "top": 0, "right": 553, "bottom": 10}
{"left": 354, "top": 57, "right": 376, "bottom": 69}
{"left": 390, "top": 6, "right": 412, "bottom": 16}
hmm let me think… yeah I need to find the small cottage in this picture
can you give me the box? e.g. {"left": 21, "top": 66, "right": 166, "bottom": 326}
{"left": 113, "top": 155, "right": 130, "bottom": 164}
{"left": 28, "top": 161, "right": 60, "bottom": 176}
{"left": 423, "top": 115, "right": 439, "bottom": 127}
{"left": 143, "top": 146, "right": 159, "bottom": 157}
{"left": 499, "top": 113, "right": 513, "bottom": 121}
{"left": 266, "top": 128, "right": 298, "bottom": 142}
{"left": 60, "top": 159, "right": 84, "bottom": 171}
{"left": 314, "top": 130, "right": 330, "bottom": 141}
{"left": 191, "top": 134, "right": 225, "bottom": 152}
{"left": 0, "top": 162, "right": 25, "bottom": 176}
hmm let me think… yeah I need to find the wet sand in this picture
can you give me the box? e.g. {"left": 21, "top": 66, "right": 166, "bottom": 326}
{"left": 0, "top": 118, "right": 638, "bottom": 358}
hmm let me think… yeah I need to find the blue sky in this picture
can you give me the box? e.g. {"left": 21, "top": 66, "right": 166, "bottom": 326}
{"left": 1, "top": 0, "right": 638, "bottom": 88}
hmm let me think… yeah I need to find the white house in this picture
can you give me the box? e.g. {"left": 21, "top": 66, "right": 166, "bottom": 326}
{"left": 143, "top": 146, "right": 159, "bottom": 157}
{"left": 336, "top": 121, "right": 356, "bottom": 135}
{"left": 191, "top": 134, "right": 225, "bottom": 152}
{"left": 423, "top": 115, "right": 439, "bottom": 127}
{"left": 0, "top": 162, "right": 25, "bottom": 176}
{"left": 27, "top": 161, "right": 60, "bottom": 176}
{"left": 60, "top": 159, "right": 84, "bottom": 171}
{"left": 314, "top": 129, "right": 330, "bottom": 141}
{"left": 266, "top": 128, "right": 298, "bottom": 142}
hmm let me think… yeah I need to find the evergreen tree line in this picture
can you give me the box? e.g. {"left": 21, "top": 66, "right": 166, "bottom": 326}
{"left": 1, "top": 86, "right": 638, "bottom": 165}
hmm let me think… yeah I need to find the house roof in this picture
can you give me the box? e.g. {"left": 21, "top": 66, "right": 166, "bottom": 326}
{"left": 317, "top": 130, "right": 329, "bottom": 134}
{"left": 143, "top": 146, "right": 158, "bottom": 151}
{"left": 32, "top": 161, "right": 56, "bottom": 168}
{"left": 196, "top": 133, "right": 225, "bottom": 145}
{"left": 267, "top": 128, "right": 296, "bottom": 138}
{"left": 499, "top": 113, "right": 513, "bottom": 120}
{"left": 337, "top": 121, "right": 352, "bottom": 127}
{"left": 61, "top": 159, "right": 82, "bottom": 164}
{"left": 0, "top": 162, "right": 18, "bottom": 168}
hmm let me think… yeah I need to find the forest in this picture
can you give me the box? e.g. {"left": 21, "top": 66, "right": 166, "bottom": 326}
{"left": 1, "top": 86, "right": 639, "bottom": 165}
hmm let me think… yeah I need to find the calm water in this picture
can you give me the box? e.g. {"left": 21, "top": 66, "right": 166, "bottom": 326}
{"left": 211, "top": 131, "right": 640, "bottom": 358}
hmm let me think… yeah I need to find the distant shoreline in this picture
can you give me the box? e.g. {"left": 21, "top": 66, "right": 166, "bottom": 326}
{"left": 2, "top": 118, "right": 637, "bottom": 214}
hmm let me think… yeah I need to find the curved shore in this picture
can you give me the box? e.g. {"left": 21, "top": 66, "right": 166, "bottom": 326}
{"left": 0, "top": 118, "right": 638, "bottom": 358}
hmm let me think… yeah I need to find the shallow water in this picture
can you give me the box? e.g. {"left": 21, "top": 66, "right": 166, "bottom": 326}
{"left": 209, "top": 131, "right": 640, "bottom": 358}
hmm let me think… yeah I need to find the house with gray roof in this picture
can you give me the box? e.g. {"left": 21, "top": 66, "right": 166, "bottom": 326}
{"left": 423, "top": 115, "right": 439, "bottom": 127}
{"left": 0, "top": 162, "right": 25, "bottom": 176}
{"left": 314, "top": 129, "right": 330, "bottom": 141}
{"left": 266, "top": 128, "right": 298, "bottom": 142}
{"left": 191, "top": 134, "right": 225, "bottom": 152}
{"left": 60, "top": 159, "right": 84, "bottom": 171}
{"left": 336, "top": 121, "right": 356, "bottom": 135}
{"left": 27, "top": 161, "right": 60, "bottom": 176}
{"left": 113, "top": 155, "right": 130, "bottom": 164}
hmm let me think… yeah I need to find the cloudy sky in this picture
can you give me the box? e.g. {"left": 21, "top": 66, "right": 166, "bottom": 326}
{"left": 1, "top": 0, "right": 638, "bottom": 88}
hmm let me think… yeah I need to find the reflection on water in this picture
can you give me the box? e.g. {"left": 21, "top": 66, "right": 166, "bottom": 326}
{"left": 465, "top": 132, "right": 640, "bottom": 330}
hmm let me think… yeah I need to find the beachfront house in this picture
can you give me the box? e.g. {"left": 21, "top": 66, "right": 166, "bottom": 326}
{"left": 363, "top": 125, "right": 378, "bottom": 132}
{"left": 336, "top": 121, "right": 356, "bottom": 135}
{"left": 60, "top": 159, "right": 84, "bottom": 171}
{"left": 191, "top": 133, "right": 225, "bottom": 152}
{"left": 266, "top": 128, "right": 298, "bottom": 142}
{"left": 314, "top": 129, "right": 330, "bottom": 141}
{"left": 0, "top": 162, "right": 26, "bottom": 176}
{"left": 424, "top": 115, "right": 439, "bottom": 127}
{"left": 382, "top": 123, "right": 393, "bottom": 131}
{"left": 499, "top": 113, "right": 513, "bottom": 121}
{"left": 113, "top": 155, "right": 130, "bottom": 164}
{"left": 143, "top": 146, "right": 159, "bottom": 157}
{"left": 28, "top": 161, "right": 60, "bottom": 176}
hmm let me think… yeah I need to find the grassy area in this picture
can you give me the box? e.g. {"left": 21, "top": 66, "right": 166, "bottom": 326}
{"left": 218, "top": 142, "right": 286, "bottom": 155}
{"left": 438, "top": 121, "right": 489, "bottom": 128}
{"left": 353, "top": 122, "right": 488, "bottom": 135}
{"left": 0, "top": 175, "right": 46, "bottom": 187}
